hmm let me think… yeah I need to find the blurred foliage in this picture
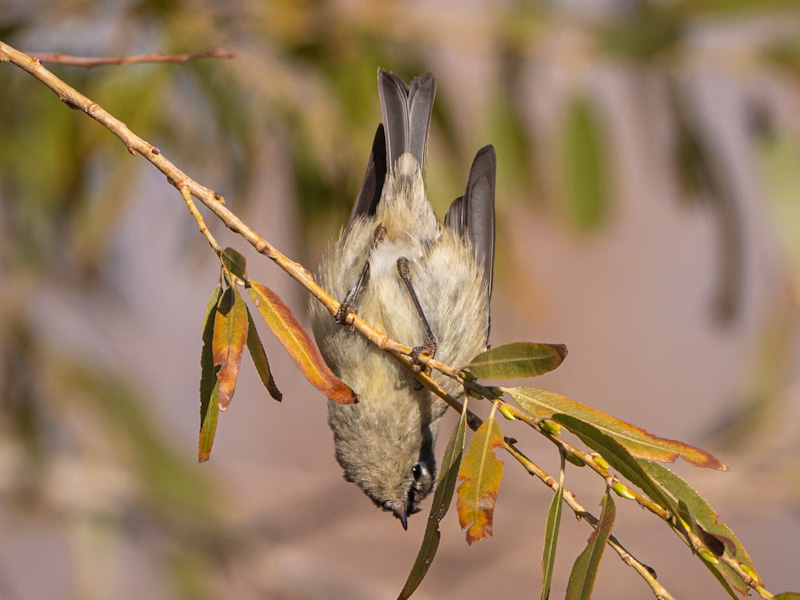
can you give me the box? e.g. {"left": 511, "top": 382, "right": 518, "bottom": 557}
{"left": 560, "top": 95, "right": 610, "bottom": 233}
{"left": 2, "top": 0, "right": 800, "bottom": 597}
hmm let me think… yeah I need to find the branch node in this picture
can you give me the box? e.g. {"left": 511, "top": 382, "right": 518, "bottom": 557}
{"left": 60, "top": 96, "right": 79, "bottom": 109}
{"left": 151, "top": 146, "right": 161, "bottom": 155}
{"left": 127, "top": 146, "right": 137, "bottom": 156}
{"left": 87, "top": 103, "right": 99, "bottom": 116}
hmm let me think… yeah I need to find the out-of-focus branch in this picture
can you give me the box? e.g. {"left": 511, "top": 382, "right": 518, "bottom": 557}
{"left": 28, "top": 49, "right": 237, "bottom": 69}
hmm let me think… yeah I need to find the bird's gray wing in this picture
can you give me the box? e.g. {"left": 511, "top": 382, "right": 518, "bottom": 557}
{"left": 378, "top": 69, "right": 435, "bottom": 171}
{"left": 444, "top": 144, "right": 496, "bottom": 299}
{"left": 348, "top": 124, "right": 387, "bottom": 230}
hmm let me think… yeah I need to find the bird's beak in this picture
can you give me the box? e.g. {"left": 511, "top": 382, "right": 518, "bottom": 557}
{"left": 394, "top": 503, "right": 409, "bottom": 530}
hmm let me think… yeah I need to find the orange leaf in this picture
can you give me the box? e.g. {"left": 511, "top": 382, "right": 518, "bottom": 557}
{"left": 212, "top": 286, "right": 249, "bottom": 411}
{"left": 507, "top": 388, "right": 726, "bottom": 470}
{"left": 247, "top": 281, "right": 357, "bottom": 404}
{"left": 456, "top": 413, "right": 504, "bottom": 544}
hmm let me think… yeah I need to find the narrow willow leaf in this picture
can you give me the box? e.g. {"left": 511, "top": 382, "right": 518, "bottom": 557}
{"left": 641, "top": 461, "right": 758, "bottom": 594}
{"left": 506, "top": 387, "right": 726, "bottom": 470}
{"left": 561, "top": 96, "right": 609, "bottom": 233}
{"left": 774, "top": 594, "right": 800, "bottom": 599}
{"left": 212, "top": 286, "right": 249, "bottom": 411}
{"left": 541, "top": 452, "right": 566, "bottom": 600}
{"left": 698, "top": 549, "right": 739, "bottom": 600}
{"left": 456, "top": 410, "right": 504, "bottom": 544}
{"left": 399, "top": 406, "right": 468, "bottom": 599}
{"left": 199, "top": 285, "right": 223, "bottom": 463}
{"left": 221, "top": 247, "right": 247, "bottom": 280}
{"left": 248, "top": 281, "right": 357, "bottom": 404}
{"left": 467, "top": 342, "right": 568, "bottom": 380}
{"left": 245, "top": 306, "right": 282, "bottom": 402}
{"left": 552, "top": 414, "right": 679, "bottom": 519}
{"left": 565, "top": 490, "right": 616, "bottom": 600}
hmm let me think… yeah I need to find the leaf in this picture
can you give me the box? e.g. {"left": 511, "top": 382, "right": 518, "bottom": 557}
{"left": 221, "top": 247, "right": 247, "bottom": 280}
{"left": 541, "top": 453, "right": 566, "bottom": 600}
{"left": 199, "top": 285, "right": 223, "bottom": 463}
{"left": 247, "top": 281, "right": 357, "bottom": 404}
{"left": 641, "top": 460, "right": 759, "bottom": 594}
{"left": 561, "top": 96, "right": 609, "bottom": 233}
{"left": 398, "top": 406, "right": 468, "bottom": 599}
{"left": 467, "top": 342, "right": 568, "bottom": 380}
{"left": 456, "top": 410, "right": 504, "bottom": 544}
{"left": 565, "top": 490, "right": 616, "bottom": 600}
{"left": 775, "top": 594, "right": 800, "bottom": 600}
{"left": 245, "top": 306, "right": 282, "bottom": 402}
{"left": 506, "top": 387, "right": 726, "bottom": 470}
{"left": 552, "top": 414, "right": 679, "bottom": 519}
{"left": 212, "top": 286, "right": 249, "bottom": 411}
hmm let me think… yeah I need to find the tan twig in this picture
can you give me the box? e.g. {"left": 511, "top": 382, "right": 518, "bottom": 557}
{"left": 28, "top": 49, "right": 237, "bottom": 69}
{"left": 0, "top": 40, "right": 769, "bottom": 600}
{"left": 180, "top": 186, "right": 222, "bottom": 254}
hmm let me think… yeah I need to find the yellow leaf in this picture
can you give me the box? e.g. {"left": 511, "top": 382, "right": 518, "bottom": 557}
{"left": 212, "top": 286, "right": 249, "bottom": 411}
{"left": 508, "top": 388, "right": 726, "bottom": 470}
{"left": 456, "top": 413, "right": 504, "bottom": 544}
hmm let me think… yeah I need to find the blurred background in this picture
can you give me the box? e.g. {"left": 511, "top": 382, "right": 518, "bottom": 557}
{"left": 1, "top": 0, "right": 800, "bottom": 598}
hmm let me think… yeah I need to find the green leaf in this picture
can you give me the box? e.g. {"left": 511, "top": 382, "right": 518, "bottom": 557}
{"left": 245, "top": 306, "right": 282, "bottom": 402}
{"left": 212, "top": 286, "right": 249, "bottom": 411}
{"left": 456, "top": 409, "right": 505, "bottom": 544}
{"left": 565, "top": 490, "right": 616, "bottom": 600}
{"left": 199, "top": 285, "right": 223, "bottom": 463}
{"left": 467, "top": 342, "right": 568, "bottom": 380}
{"left": 775, "top": 594, "right": 800, "bottom": 600}
{"left": 697, "top": 551, "right": 739, "bottom": 600}
{"left": 758, "top": 131, "right": 800, "bottom": 298}
{"left": 248, "top": 281, "right": 357, "bottom": 404}
{"left": 221, "top": 247, "right": 247, "bottom": 280}
{"left": 561, "top": 96, "right": 609, "bottom": 233}
{"left": 506, "top": 388, "right": 726, "bottom": 470}
{"left": 398, "top": 406, "right": 468, "bottom": 599}
{"left": 551, "top": 414, "right": 679, "bottom": 519}
{"left": 640, "top": 461, "right": 759, "bottom": 594}
{"left": 541, "top": 452, "right": 566, "bottom": 600}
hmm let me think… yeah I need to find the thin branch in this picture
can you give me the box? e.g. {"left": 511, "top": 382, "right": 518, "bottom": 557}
{"left": 28, "top": 49, "right": 237, "bottom": 69}
{"left": 402, "top": 365, "right": 673, "bottom": 600}
{"left": 180, "top": 186, "right": 222, "bottom": 254}
{"left": 0, "top": 40, "right": 769, "bottom": 600}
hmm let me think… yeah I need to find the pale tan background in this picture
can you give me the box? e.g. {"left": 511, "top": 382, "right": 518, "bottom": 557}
{"left": 1, "top": 1, "right": 799, "bottom": 599}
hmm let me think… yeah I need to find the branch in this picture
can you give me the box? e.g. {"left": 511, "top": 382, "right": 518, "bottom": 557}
{"left": 27, "top": 49, "right": 237, "bottom": 69}
{"left": 0, "top": 40, "right": 768, "bottom": 600}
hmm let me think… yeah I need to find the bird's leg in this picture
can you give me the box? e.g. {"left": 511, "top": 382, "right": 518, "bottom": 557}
{"left": 396, "top": 256, "right": 437, "bottom": 373}
{"left": 335, "top": 224, "right": 386, "bottom": 329}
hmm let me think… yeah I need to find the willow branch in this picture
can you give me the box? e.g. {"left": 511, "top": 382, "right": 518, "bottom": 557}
{"left": 28, "top": 49, "right": 237, "bottom": 69}
{"left": 0, "top": 40, "right": 768, "bottom": 600}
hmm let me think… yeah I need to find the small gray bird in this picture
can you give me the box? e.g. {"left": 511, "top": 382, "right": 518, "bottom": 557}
{"left": 310, "top": 69, "right": 496, "bottom": 529}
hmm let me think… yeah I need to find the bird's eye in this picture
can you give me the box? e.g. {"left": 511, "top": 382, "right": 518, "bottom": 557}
{"left": 412, "top": 462, "right": 424, "bottom": 481}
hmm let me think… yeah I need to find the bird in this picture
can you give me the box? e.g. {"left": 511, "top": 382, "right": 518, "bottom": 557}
{"left": 310, "top": 68, "right": 496, "bottom": 529}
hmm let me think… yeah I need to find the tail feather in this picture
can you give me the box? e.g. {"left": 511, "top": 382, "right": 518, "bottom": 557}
{"left": 378, "top": 69, "right": 435, "bottom": 172}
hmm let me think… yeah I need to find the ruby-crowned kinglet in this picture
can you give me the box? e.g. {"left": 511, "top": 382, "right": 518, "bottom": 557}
{"left": 310, "top": 69, "right": 495, "bottom": 529}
